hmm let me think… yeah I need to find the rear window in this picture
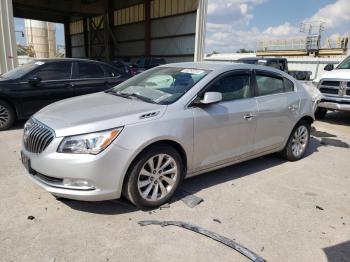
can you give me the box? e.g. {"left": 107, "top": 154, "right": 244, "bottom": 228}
{"left": 256, "top": 74, "right": 284, "bottom": 96}
{"left": 77, "top": 62, "right": 104, "bottom": 78}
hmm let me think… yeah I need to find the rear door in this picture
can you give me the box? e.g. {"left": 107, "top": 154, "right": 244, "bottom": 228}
{"left": 253, "top": 70, "right": 300, "bottom": 154}
{"left": 100, "top": 64, "right": 127, "bottom": 88}
{"left": 72, "top": 61, "right": 109, "bottom": 96}
{"left": 192, "top": 70, "right": 258, "bottom": 171}
{"left": 19, "top": 61, "right": 74, "bottom": 117}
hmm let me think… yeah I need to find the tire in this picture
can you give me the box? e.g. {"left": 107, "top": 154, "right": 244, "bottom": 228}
{"left": 315, "top": 108, "right": 327, "bottom": 120}
{"left": 280, "top": 120, "right": 311, "bottom": 161}
{"left": 123, "top": 144, "right": 184, "bottom": 209}
{"left": 0, "top": 100, "right": 15, "bottom": 131}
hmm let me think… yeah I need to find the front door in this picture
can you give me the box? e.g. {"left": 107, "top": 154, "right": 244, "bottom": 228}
{"left": 192, "top": 71, "right": 258, "bottom": 171}
{"left": 19, "top": 61, "right": 74, "bottom": 117}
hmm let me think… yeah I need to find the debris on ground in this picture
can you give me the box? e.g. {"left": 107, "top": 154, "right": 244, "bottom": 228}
{"left": 138, "top": 220, "right": 266, "bottom": 262}
{"left": 321, "top": 138, "right": 350, "bottom": 148}
{"left": 174, "top": 189, "right": 203, "bottom": 208}
{"left": 316, "top": 205, "right": 324, "bottom": 210}
{"left": 213, "top": 218, "right": 222, "bottom": 224}
{"left": 260, "top": 247, "right": 264, "bottom": 252}
{"left": 27, "top": 216, "right": 35, "bottom": 220}
{"left": 159, "top": 203, "right": 170, "bottom": 210}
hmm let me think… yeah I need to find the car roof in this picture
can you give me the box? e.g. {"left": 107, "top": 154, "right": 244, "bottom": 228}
{"left": 160, "top": 62, "right": 287, "bottom": 75}
{"left": 238, "top": 57, "right": 287, "bottom": 61}
{"left": 33, "top": 58, "right": 109, "bottom": 65}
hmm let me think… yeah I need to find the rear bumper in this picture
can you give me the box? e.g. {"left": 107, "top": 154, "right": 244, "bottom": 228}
{"left": 318, "top": 101, "right": 350, "bottom": 112}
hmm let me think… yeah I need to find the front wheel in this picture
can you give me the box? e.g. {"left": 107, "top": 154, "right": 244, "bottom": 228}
{"left": 280, "top": 120, "right": 311, "bottom": 161}
{"left": 123, "top": 145, "right": 184, "bottom": 209}
{"left": 0, "top": 100, "right": 15, "bottom": 131}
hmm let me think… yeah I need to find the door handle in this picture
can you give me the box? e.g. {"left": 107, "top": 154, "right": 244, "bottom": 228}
{"left": 243, "top": 113, "right": 256, "bottom": 120}
{"left": 65, "top": 83, "right": 75, "bottom": 88}
{"left": 288, "top": 105, "right": 298, "bottom": 111}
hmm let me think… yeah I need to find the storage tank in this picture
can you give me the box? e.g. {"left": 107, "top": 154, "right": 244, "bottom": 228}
{"left": 24, "top": 19, "right": 56, "bottom": 58}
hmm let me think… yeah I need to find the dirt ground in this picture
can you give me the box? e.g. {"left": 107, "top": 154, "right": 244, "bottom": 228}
{"left": 1, "top": 111, "right": 350, "bottom": 262}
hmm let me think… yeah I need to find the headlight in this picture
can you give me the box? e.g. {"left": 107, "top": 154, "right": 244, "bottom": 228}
{"left": 57, "top": 128, "right": 123, "bottom": 155}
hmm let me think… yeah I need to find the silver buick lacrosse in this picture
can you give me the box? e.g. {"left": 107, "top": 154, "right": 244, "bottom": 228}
{"left": 21, "top": 62, "right": 318, "bottom": 209}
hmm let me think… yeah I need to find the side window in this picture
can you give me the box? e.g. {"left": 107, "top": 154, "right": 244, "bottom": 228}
{"left": 102, "top": 65, "right": 120, "bottom": 77}
{"left": 77, "top": 62, "right": 104, "bottom": 78}
{"left": 206, "top": 73, "right": 251, "bottom": 101}
{"left": 256, "top": 74, "right": 284, "bottom": 96}
{"left": 34, "top": 62, "right": 72, "bottom": 81}
{"left": 284, "top": 78, "right": 294, "bottom": 92}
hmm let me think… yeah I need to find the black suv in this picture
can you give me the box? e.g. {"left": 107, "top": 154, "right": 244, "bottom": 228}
{"left": 0, "top": 58, "right": 130, "bottom": 130}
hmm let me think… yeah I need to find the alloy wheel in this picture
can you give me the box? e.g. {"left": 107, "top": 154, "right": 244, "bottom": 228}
{"left": 0, "top": 105, "right": 10, "bottom": 128}
{"left": 137, "top": 153, "right": 178, "bottom": 202}
{"left": 291, "top": 125, "right": 308, "bottom": 158}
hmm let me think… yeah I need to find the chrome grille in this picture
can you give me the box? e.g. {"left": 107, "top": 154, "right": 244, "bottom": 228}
{"left": 23, "top": 120, "right": 54, "bottom": 154}
{"left": 319, "top": 80, "right": 350, "bottom": 97}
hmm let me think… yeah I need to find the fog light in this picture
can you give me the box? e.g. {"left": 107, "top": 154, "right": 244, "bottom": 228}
{"left": 63, "top": 179, "right": 94, "bottom": 190}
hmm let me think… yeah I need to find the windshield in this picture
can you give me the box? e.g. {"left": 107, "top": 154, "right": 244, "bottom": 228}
{"left": 1, "top": 62, "right": 39, "bottom": 79}
{"left": 337, "top": 56, "right": 350, "bottom": 69}
{"left": 109, "top": 67, "right": 210, "bottom": 104}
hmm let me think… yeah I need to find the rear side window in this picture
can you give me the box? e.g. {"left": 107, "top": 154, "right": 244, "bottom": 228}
{"left": 102, "top": 65, "right": 120, "bottom": 77}
{"left": 207, "top": 73, "right": 251, "bottom": 101}
{"left": 34, "top": 62, "right": 72, "bottom": 81}
{"left": 256, "top": 74, "right": 284, "bottom": 96}
{"left": 284, "top": 78, "right": 294, "bottom": 92}
{"left": 77, "top": 62, "right": 104, "bottom": 78}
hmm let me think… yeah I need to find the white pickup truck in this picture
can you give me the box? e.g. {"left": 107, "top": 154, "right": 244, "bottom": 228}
{"left": 315, "top": 55, "right": 350, "bottom": 119}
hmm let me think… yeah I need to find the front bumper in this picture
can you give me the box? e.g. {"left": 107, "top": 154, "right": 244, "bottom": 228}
{"left": 21, "top": 137, "right": 134, "bottom": 201}
{"left": 318, "top": 100, "right": 350, "bottom": 112}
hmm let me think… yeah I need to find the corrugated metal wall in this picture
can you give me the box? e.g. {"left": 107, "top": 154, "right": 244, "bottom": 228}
{"left": 68, "top": 0, "right": 198, "bottom": 62}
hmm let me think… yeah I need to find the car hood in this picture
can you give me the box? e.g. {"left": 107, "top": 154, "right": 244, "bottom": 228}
{"left": 34, "top": 92, "right": 167, "bottom": 137}
{"left": 319, "top": 69, "right": 350, "bottom": 80}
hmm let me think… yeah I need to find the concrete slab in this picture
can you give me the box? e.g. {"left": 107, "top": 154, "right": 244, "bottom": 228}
{"left": 0, "top": 113, "right": 349, "bottom": 262}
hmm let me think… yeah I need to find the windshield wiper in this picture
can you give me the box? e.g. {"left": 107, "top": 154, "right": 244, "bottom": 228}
{"left": 105, "top": 89, "right": 132, "bottom": 99}
{"left": 120, "top": 92, "right": 157, "bottom": 104}
{"left": 106, "top": 90, "right": 157, "bottom": 104}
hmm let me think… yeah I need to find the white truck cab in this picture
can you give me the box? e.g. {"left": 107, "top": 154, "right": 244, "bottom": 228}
{"left": 315, "top": 55, "right": 350, "bottom": 119}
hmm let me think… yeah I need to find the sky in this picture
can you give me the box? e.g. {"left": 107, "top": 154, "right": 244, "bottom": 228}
{"left": 206, "top": 0, "right": 350, "bottom": 53}
{"left": 14, "top": 0, "right": 350, "bottom": 54}
{"left": 14, "top": 18, "right": 65, "bottom": 47}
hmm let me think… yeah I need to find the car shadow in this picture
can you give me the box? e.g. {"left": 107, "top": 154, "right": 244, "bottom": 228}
{"left": 60, "top": 137, "right": 321, "bottom": 214}
{"left": 180, "top": 136, "right": 320, "bottom": 194}
{"left": 59, "top": 198, "right": 138, "bottom": 215}
{"left": 319, "top": 111, "right": 350, "bottom": 127}
{"left": 323, "top": 240, "right": 350, "bottom": 262}
{"left": 9, "top": 120, "right": 26, "bottom": 131}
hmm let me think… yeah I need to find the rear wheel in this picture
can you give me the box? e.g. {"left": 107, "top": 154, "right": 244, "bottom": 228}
{"left": 315, "top": 107, "right": 327, "bottom": 119}
{"left": 123, "top": 144, "right": 184, "bottom": 209}
{"left": 280, "top": 120, "right": 310, "bottom": 161}
{"left": 0, "top": 100, "right": 15, "bottom": 131}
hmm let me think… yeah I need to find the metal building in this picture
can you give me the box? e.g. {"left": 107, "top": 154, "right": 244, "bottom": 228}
{"left": 0, "top": 0, "right": 208, "bottom": 74}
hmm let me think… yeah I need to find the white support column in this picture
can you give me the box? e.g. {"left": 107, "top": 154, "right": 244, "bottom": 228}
{"left": 0, "top": 0, "right": 18, "bottom": 74}
{"left": 194, "top": 0, "right": 208, "bottom": 62}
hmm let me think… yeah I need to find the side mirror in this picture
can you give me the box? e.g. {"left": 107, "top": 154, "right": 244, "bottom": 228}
{"left": 28, "top": 76, "right": 42, "bottom": 85}
{"left": 324, "top": 64, "right": 334, "bottom": 71}
{"left": 200, "top": 92, "right": 222, "bottom": 104}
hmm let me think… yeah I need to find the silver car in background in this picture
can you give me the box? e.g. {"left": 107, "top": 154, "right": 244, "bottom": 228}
{"left": 21, "top": 62, "right": 316, "bottom": 209}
